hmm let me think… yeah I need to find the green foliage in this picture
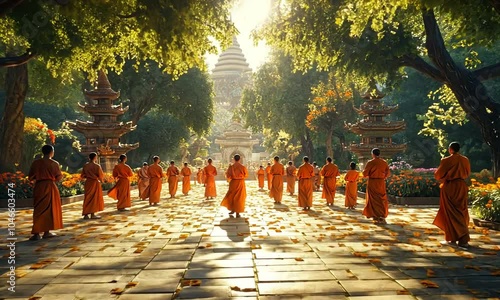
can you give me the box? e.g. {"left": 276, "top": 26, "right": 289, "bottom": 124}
{"left": 471, "top": 189, "right": 500, "bottom": 223}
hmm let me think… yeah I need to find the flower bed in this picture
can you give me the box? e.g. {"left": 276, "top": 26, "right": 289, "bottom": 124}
{"left": 470, "top": 178, "right": 500, "bottom": 224}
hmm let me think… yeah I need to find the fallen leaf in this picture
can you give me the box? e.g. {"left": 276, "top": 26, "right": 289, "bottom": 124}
{"left": 420, "top": 280, "right": 439, "bottom": 288}
{"left": 397, "top": 290, "right": 411, "bottom": 295}
{"left": 464, "top": 265, "right": 481, "bottom": 271}
{"left": 353, "top": 252, "right": 368, "bottom": 257}
{"left": 230, "top": 286, "right": 241, "bottom": 291}
{"left": 294, "top": 257, "right": 304, "bottom": 261}
{"left": 241, "top": 288, "right": 257, "bottom": 292}
{"left": 426, "top": 269, "right": 435, "bottom": 277}
{"left": 125, "top": 282, "right": 138, "bottom": 288}
{"left": 369, "top": 259, "right": 381, "bottom": 264}
{"left": 110, "top": 288, "right": 124, "bottom": 295}
{"left": 413, "top": 232, "right": 421, "bottom": 238}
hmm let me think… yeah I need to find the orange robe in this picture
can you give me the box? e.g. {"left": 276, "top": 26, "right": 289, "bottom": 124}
{"left": 137, "top": 166, "right": 149, "bottom": 200}
{"left": 29, "top": 158, "right": 63, "bottom": 234}
{"left": 265, "top": 165, "right": 272, "bottom": 190}
{"left": 166, "top": 166, "right": 179, "bottom": 197}
{"left": 197, "top": 170, "right": 203, "bottom": 185}
{"left": 314, "top": 166, "right": 321, "bottom": 190}
{"left": 297, "top": 163, "right": 314, "bottom": 208}
{"left": 320, "top": 163, "right": 340, "bottom": 204}
{"left": 433, "top": 153, "right": 471, "bottom": 243}
{"left": 362, "top": 158, "right": 390, "bottom": 219}
{"left": 221, "top": 162, "right": 248, "bottom": 213}
{"left": 142, "top": 164, "right": 164, "bottom": 204}
{"left": 344, "top": 170, "right": 359, "bottom": 207}
{"left": 81, "top": 162, "right": 104, "bottom": 215}
{"left": 181, "top": 166, "right": 192, "bottom": 195}
{"left": 256, "top": 169, "right": 265, "bottom": 189}
{"left": 269, "top": 162, "right": 285, "bottom": 202}
{"left": 204, "top": 164, "right": 217, "bottom": 197}
{"left": 108, "top": 163, "right": 134, "bottom": 209}
{"left": 286, "top": 165, "right": 296, "bottom": 195}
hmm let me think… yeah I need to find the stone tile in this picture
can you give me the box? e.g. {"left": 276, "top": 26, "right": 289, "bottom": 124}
{"left": 36, "top": 283, "right": 122, "bottom": 294}
{"left": 184, "top": 268, "right": 254, "bottom": 279}
{"left": 256, "top": 264, "right": 328, "bottom": 272}
{"left": 189, "top": 259, "right": 253, "bottom": 268}
{"left": 348, "top": 296, "right": 416, "bottom": 300}
{"left": 340, "top": 280, "right": 404, "bottom": 296}
{"left": 123, "top": 279, "right": 179, "bottom": 294}
{"left": 134, "top": 269, "right": 185, "bottom": 281}
{"left": 118, "top": 294, "right": 173, "bottom": 300}
{"left": 145, "top": 261, "right": 189, "bottom": 269}
{"left": 258, "top": 281, "right": 345, "bottom": 295}
{"left": 177, "top": 286, "right": 231, "bottom": 299}
{"left": 258, "top": 270, "right": 335, "bottom": 282}
{"left": 0, "top": 284, "right": 44, "bottom": 298}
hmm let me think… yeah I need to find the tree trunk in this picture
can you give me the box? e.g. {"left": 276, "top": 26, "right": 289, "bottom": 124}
{"left": 0, "top": 63, "right": 28, "bottom": 172}
{"left": 300, "top": 130, "right": 314, "bottom": 158}
{"left": 325, "top": 129, "right": 333, "bottom": 158}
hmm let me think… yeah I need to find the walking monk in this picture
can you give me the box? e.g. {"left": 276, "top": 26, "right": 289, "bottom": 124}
{"left": 344, "top": 162, "right": 359, "bottom": 209}
{"left": 196, "top": 168, "right": 203, "bottom": 185}
{"left": 286, "top": 161, "right": 297, "bottom": 196}
{"left": 362, "top": 148, "right": 390, "bottom": 224}
{"left": 313, "top": 162, "right": 321, "bottom": 191}
{"left": 265, "top": 162, "right": 272, "bottom": 190}
{"left": 166, "top": 161, "right": 180, "bottom": 198}
{"left": 108, "top": 154, "right": 134, "bottom": 211}
{"left": 81, "top": 152, "right": 104, "bottom": 219}
{"left": 320, "top": 157, "right": 340, "bottom": 206}
{"left": 297, "top": 156, "right": 314, "bottom": 211}
{"left": 433, "top": 142, "right": 471, "bottom": 249}
{"left": 269, "top": 156, "right": 285, "bottom": 204}
{"left": 256, "top": 166, "right": 265, "bottom": 190}
{"left": 142, "top": 156, "right": 164, "bottom": 206}
{"left": 181, "top": 162, "right": 192, "bottom": 195}
{"left": 204, "top": 158, "right": 217, "bottom": 200}
{"left": 221, "top": 154, "right": 248, "bottom": 218}
{"left": 28, "top": 145, "right": 63, "bottom": 241}
{"left": 137, "top": 162, "right": 149, "bottom": 200}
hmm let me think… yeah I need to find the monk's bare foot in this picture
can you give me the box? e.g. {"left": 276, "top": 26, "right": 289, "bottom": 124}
{"left": 229, "top": 211, "right": 235, "bottom": 215}
{"left": 118, "top": 208, "right": 129, "bottom": 211}
{"left": 29, "top": 234, "right": 41, "bottom": 241}
{"left": 83, "top": 214, "right": 90, "bottom": 220}
{"left": 378, "top": 218, "right": 387, "bottom": 224}
{"left": 236, "top": 213, "right": 241, "bottom": 218}
{"left": 90, "top": 214, "right": 101, "bottom": 219}
{"left": 302, "top": 207, "right": 307, "bottom": 211}
{"left": 457, "top": 243, "right": 470, "bottom": 250}
{"left": 440, "top": 241, "right": 456, "bottom": 246}
{"left": 43, "top": 232, "right": 57, "bottom": 238}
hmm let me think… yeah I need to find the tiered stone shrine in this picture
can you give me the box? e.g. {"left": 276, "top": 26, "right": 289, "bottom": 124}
{"left": 67, "top": 70, "right": 138, "bottom": 172}
{"left": 346, "top": 87, "right": 406, "bottom": 164}
{"left": 215, "top": 121, "right": 259, "bottom": 165}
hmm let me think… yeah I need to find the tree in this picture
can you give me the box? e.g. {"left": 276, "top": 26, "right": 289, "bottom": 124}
{"left": 0, "top": 0, "right": 235, "bottom": 171}
{"left": 259, "top": 0, "right": 500, "bottom": 176}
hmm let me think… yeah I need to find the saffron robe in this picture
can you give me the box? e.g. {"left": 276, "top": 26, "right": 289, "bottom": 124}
{"left": 81, "top": 162, "right": 104, "bottom": 215}
{"left": 314, "top": 166, "right": 321, "bottom": 190}
{"left": 221, "top": 162, "right": 248, "bottom": 213}
{"left": 137, "top": 166, "right": 149, "bottom": 200}
{"left": 256, "top": 169, "right": 265, "bottom": 189}
{"left": 204, "top": 164, "right": 217, "bottom": 197}
{"left": 433, "top": 153, "right": 471, "bottom": 243}
{"left": 269, "top": 162, "right": 285, "bottom": 202}
{"left": 265, "top": 165, "right": 272, "bottom": 190}
{"left": 181, "top": 166, "right": 192, "bottom": 195}
{"left": 197, "top": 169, "right": 203, "bottom": 185}
{"left": 29, "top": 158, "right": 63, "bottom": 234}
{"left": 344, "top": 170, "right": 359, "bottom": 207}
{"left": 362, "top": 158, "right": 390, "bottom": 219}
{"left": 286, "top": 165, "right": 297, "bottom": 195}
{"left": 142, "top": 164, "right": 164, "bottom": 204}
{"left": 297, "top": 163, "right": 314, "bottom": 208}
{"left": 320, "top": 163, "right": 340, "bottom": 204}
{"left": 166, "top": 165, "right": 179, "bottom": 197}
{"left": 108, "top": 163, "right": 134, "bottom": 209}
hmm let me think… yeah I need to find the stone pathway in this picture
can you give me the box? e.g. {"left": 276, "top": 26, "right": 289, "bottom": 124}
{"left": 0, "top": 180, "right": 499, "bottom": 299}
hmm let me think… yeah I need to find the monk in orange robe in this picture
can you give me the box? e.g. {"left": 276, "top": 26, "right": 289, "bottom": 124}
{"left": 297, "top": 156, "right": 314, "bottom": 210}
{"left": 81, "top": 152, "right": 104, "bottom": 219}
{"left": 286, "top": 161, "right": 297, "bottom": 196}
{"left": 196, "top": 168, "right": 203, "bottom": 185}
{"left": 362, "top": 148, "right": 390, "bottom": 224}
{"left": 320, "top": 157, "right": 340, "bottom": 206}
{"left": 256, "top": 166, "right": 265, "bottom": 190}
{"left": 221, "top": 154, "right": 248, "bottom": 217}
{"left": 108, "top": 154, "right": 134, "bottom": 211}
{"left": 269, "top": 156, "right": 285, "bottom": 204}
{"left": 137, "top": 162, "right": 149, "bottom": 200}
{"left": 313, "top": 162, "right": 321, "bottom": 191}
{"left": 344, "top": 162, "right": 359, "bottom": 209}
{"left": 265, "top": 162, "right": 272, "bottom": 191}
{"left": 181, "top": 162, "right": 192, "bottom": 195}
{"left": 166, "top": 160, "right": 180, "bottom": 198}
{"left": 28, "top": 145, "right": 63, "bottom": 241}
{"left": 142, "top": 156, "right": 164, "bottom": 205}
{"left": 433, "top": 142, "right": 471, "bottom": 249}
{"left": 204, "top": 158, "right": 217, "bottom": 200}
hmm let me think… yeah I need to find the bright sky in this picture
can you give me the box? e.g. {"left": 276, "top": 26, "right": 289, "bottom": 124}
{"left": 205, "top": 0, "right": 272, "bottom": 73}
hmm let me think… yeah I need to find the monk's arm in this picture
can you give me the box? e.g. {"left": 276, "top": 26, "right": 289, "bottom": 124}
{"left": 434, "top": 159, "right": 448, "bottom": 180}
{"left": 98, "top": 167, "right": 104, "bottom": 182}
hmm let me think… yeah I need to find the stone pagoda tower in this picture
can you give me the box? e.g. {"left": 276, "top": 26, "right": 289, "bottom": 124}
{"left": 211, "top": 36, "right": 252, "bottom": 110}
{"left": 67, "top": 70, "right": 139, "bottom": 172}
{"left": 346, "top": 86, "right": 406, "bottom": 165}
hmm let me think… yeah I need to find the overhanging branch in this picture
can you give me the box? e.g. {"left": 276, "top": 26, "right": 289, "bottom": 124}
{"left": 398, "top": 54, "right": 446, "bottom": 83}
{"left": 0, "top": 49, "right": 37, "bottom": 68}
{"left": 0, "top": 0, "right": 24, "bottom": 17}
{"left": 474, "top": 62, "right": 500, "bottom": 81}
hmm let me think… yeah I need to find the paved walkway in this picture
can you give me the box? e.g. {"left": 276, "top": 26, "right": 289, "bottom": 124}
{"left": 0, "top": 181, "right": 499, "bottom": 299}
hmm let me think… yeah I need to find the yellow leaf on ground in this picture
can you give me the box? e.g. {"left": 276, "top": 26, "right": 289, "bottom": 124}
{"left": 369, "top": 258, "right": 381, "bottom": 264}
{"left": 294, "top": 257, "right": 304, "bottom": 261}
{"left": 110, "top": 288, "right": 124, "bottom": 295}
{"left": 125, "top": 282, "right": 138, "bottom": 288}
{"left": 397, "top": 290, "right": 411, "bottom": 295}
{"left": 426, "top": 269, "right": 435, "bottom": 277}
{"left": 421, "top": 280, "right": 439, "bottom": 288}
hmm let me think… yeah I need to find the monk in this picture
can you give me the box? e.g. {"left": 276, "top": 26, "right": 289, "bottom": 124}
{"left": 28, "top": 145, "right": 63, "bottom": 241}
{"left": 286, "top": 161, "right": 297, "bottom": 196}
{"left": 181, "top": 162, "right": 192, "bottom": 195}
{"left": 320, "top": 157, "right": 340, "bottom": 206}
{"left": 108, "top": 154, "right": 134, "bottom": 211}
{"left": 137, "top": 162, "right": 149, "bottom": 200}
{"left": 297, "top": 156, "right": 314, "bottom": 210}
{"left": 142, "top": 156, "right": 164, "bottom": 206}
{"left": 256, "top": 166, "right": 265, "bottom": 190}
{"left": 196, "top": 168, "right": 203, "bottom": 185}
{"left": 344, "top": 162, "right": 359, "bottom": 209}
{"left": 265, "top": 162, "right": 272, "bottom": 190}
{"left": 269, "top": 156, "right": 285, "bottom": 204}
{"left": 313, "top": 162, "right": 321, "bottom": 191}
{"left": 221, "top": 154, "right": 248, "bottom": 218}
{"left": 166, "top": 161, "right": 180, "bottom": 198}
{"left": 433, "top": 142, "right": 471, "bottom": 249}
{"left": 362, "top": 148, "right": 390, "bottom": 224}
{"left": 81, "top": 152, "right": 104, "bottom": 219}
{"left": 204, "top": 158, "right": 217, "bottom": 200}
